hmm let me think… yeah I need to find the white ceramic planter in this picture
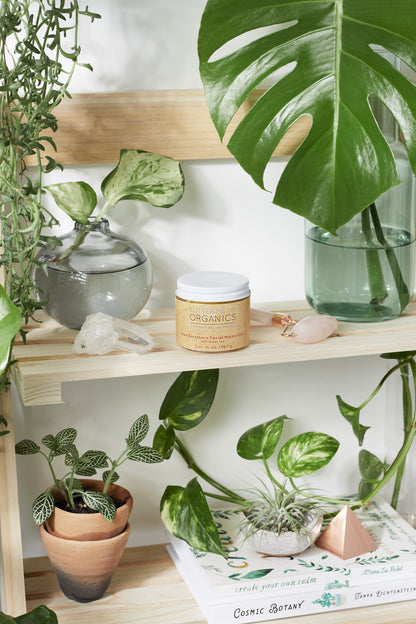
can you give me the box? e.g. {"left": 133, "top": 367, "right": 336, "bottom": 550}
{"left": 243, "top": 510, "right": 323, "bottom": 556}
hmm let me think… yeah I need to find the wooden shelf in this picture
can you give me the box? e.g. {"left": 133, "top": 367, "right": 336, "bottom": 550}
{"left": 23, "top": 544, "right": 416, "bottom": 624}
{"left": 11, "top": 299, "right": 416, "bottom": 406}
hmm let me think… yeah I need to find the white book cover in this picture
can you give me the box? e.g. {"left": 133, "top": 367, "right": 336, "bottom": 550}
{"left": 167, "top": 500, "right": 416, "bottom": 622}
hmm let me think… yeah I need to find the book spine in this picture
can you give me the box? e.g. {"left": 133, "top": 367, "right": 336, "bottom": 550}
{"left": 207, "top": 576, "right": 416, "bottom": 623}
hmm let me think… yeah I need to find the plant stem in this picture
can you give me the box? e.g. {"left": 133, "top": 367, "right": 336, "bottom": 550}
{"left": 362, "top": 358, "right": 416, "bottom": 505}
{"left": 361, "top": 206, "right": 388, "bottom": 306}
{"left": 174, "top": 437, "right": 246, "bottom": 505}
{"left": 369, "top": 203, "right": 410, "bottom": 310}
{"left": 390, "top": 362, "right": 413, "bottom": 509}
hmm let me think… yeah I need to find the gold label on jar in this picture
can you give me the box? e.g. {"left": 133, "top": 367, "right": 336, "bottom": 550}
{"left": 176, "top": 296, "right": 250, "bottom": 352}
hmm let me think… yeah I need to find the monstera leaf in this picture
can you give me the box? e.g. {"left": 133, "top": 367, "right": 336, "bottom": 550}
{"left": 198, "top": 0, "right": 416, "bottom": 233}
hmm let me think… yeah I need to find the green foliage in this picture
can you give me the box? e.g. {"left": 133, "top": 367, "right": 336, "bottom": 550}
{"left": 336, "top": 396, "right": 370, "bottom": 446}
{"left": 158, "top": 371, "right": 338, "bottom": 556}
{"left": 46, "top": 182, "right": 98, "bottom": 224}
{"left": 198, "top": 0, "right": 416, "bottom": 233}
{"left": 0, "top": 0, "right": 99, "bottom": 389}
{"left": 0, "top": 285, "right": 22, "bottom": 380}
{"left": 16, "top": 414, "right": 163, "bottom": 525}
{"left": 0, "top": 605, "right": 58, "bottom": 624}
{"left": 159, "top": 369, "right": 219, "bottom": 431}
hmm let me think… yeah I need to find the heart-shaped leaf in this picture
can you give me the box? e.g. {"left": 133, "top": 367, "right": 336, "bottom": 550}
{"left": 101, "top": 150, "right": 184, "bottom": 208}
{"left": 46, "top": 182, "right": 97, "bottom": 224}
{"left": 337, "top": 396, "right": 370, "bottom": 446}
{"left": 237, "top": 415, "right": 289, "bottom": 460}
{"left": 278, "top": 432, "right": 339, "bottom": 477}
{"left": 358, "top": 449, "right": 387, "bottom": 481}
{"left": 153, "top": 424, "right": 176, "bottom": 459}
{"left": 160, "top": 478, "right": 226, "bottom": 557}
{"left": 159, "top": 369, "right": 219, "bottom": 431}
{"left": 0, "top": 284, "right": 21, "bottom": 375}
{"left": 198, "top": 0, "right": 416, "bottom": 233}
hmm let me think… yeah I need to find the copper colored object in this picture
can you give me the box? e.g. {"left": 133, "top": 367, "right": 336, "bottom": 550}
{"left": 315, "top": 506, "right": 377, "bottom": 559}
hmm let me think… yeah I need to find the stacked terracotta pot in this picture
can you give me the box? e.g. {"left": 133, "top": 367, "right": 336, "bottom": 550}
{"left": 40, "top": 479, "right": 132, "bottom": 602}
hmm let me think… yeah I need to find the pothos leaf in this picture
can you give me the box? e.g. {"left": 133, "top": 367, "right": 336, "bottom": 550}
{"left": 237, "top": 415, "right": 289, "bottom": 460}
{"left": 358, "top": 449, "right": 387, "bottom": 481}
{"left": 278, "top": 432, "right": 339, "bottom": 477}
{"left": 336, "top": 395, "right": 370, "bottom": 446}
{"left": 13, "top": 605, "right": 58, "bottom": 624}
{"left": 159, "top": 369, "right": 219, "bottom": 431}
{"left": 46, "top": 182, "right": 97, "bottom": 224}
{"left": 160, "top": 478, "right": 226, "bottom": 557}
{"left": 101, "top": 149, "right": 184, "bottom": 208}
{"left": 153, "top": 424, "right": 176, "bottom": 459}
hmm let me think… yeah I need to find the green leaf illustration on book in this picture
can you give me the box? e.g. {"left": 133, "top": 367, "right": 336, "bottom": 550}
{"left": 228, "top": 569, "right": 274, "bottom": 581}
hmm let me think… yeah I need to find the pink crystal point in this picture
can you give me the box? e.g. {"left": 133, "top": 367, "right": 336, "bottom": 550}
{"left": 293, "top": 315, "right": 338, "bottom": 344}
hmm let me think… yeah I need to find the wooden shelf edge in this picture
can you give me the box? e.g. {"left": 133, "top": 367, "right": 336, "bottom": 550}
{"left": 11, "top": 299, "right": 416, "bottom": 406}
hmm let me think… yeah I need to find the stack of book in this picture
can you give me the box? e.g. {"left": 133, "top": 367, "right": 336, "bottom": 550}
{"left": 167, "top": 500, "right": 416, "bottom": 623}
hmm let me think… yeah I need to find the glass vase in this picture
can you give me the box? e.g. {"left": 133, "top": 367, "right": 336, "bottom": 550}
{"left": 305, "top": 116, "right": 416, "bottom": 323}
{"left": 35, "top": 219, "right": 152, "bottom": 329}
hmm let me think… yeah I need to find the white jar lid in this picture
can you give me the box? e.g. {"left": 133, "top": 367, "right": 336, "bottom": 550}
{"left": 176, "top": 271, "right": 250, "bottom": 303}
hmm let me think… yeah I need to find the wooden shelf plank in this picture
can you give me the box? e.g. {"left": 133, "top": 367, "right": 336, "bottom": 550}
{"left": 24, "top": 544, "right": 416, "bottom": 624}
{"left": 24, "top": 89, "right": 311, "bottom": 165}
{"left": 11, "top": 299, "right": 416, "bottom": 407}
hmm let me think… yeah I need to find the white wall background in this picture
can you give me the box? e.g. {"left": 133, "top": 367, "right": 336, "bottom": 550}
{"left": 12, "top": 0, "right": 415, "bottom": 558}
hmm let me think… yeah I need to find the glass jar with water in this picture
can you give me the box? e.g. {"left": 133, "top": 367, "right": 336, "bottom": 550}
{"left": 305, "top": 105, "right": 416, "bottom": 323}
{"left": 35, "top": 219, "right": 152, "bottom": 329}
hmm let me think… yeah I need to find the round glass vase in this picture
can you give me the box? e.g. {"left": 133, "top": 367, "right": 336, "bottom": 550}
{"left": 35, "top": 218, "right": 152, "bottom": 329}
{"left": 305, "top": 144, "right": 416, "bottom": 323}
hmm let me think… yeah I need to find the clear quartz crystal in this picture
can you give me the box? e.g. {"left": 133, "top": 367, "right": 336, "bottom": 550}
{"left": 35, "top": 219, "right": 152, "bottom": 329}
{"left": 73, "top": 313, "right": 153, "bottom": 355}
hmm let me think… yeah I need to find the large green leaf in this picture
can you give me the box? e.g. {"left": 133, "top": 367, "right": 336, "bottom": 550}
{"left": 277, "top": 432, "right": 339, "bottom": 477}
{"left": 198, "top": 0, "right": 416, "bottom": 233}
{"left": 101, "top": 150, "right": 185, "bottom": 208}
{"left": 11, "top": 605, "right": 58, "bottom": 624}
{"left": 0, "top": 284, "right": 21, "bottom": 375}
{"left": 159, "top": 370, "right": 219, "bottom": 431}
{"left": 160, "top": 478, "right": 226, "bottom": 557}
{"left": 237, "top": 415, "right": 289, "bottom": 460}
{"left": 46, "top": 182, "right": 97, "bottom": 224}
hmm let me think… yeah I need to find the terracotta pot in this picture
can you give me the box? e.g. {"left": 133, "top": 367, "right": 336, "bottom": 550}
{"left": 46, "top": 479, "right": 133, "bottom": 541}
{"left": 40, "top": 522, "right": 130, "bottom": 602}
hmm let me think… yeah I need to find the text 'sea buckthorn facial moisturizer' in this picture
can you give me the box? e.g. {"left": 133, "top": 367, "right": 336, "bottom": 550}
{"left": 175, "top": 271, "right": 250, "bottom": 352}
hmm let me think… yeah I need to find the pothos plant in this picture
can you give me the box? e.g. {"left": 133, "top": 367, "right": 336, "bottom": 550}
{"left": 155, "top": 359, "right": 416, "bottom": 557}
{"left": 0, "top": 0, "right": 99, "bottom": 390}
{"left": 43, "top": 148, "right": 185, "bottom": 259}
{"left": 15, "top": 414, "right": 163, "bottom": 525}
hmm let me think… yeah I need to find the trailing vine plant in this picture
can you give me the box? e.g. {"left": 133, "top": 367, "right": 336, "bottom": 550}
{"left": 0, "top": 0, "right": 100, "bottom": 391}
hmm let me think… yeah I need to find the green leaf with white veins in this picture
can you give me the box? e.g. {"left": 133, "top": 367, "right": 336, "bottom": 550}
{"left": 101, "top": 150, "right": 184, "bottom": 208}
{"left": 160, "top": 478, "right": 226, "bottom": 557}
{"left": 198, "top": 0, "right": 416, "bottom": 233}
{"left": 32, "top": 491, "right": 55, "bottom": 525}
{"left": 278, "top": 432, "right": 339, "bottom": 477}
{"left": 82, "top": 490, "right": 116, "bottom": 521}
{"left": 127, "top": 445, "right": 164, "bottom": 464}
{"left": 128, "top": 414, "right": 149, "bottom": 445}
{"left": 15, "top": 440, "right": 40, "bottom": 455}
{"left": 46, "top": 182, "right": 97, "bottom": 224}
